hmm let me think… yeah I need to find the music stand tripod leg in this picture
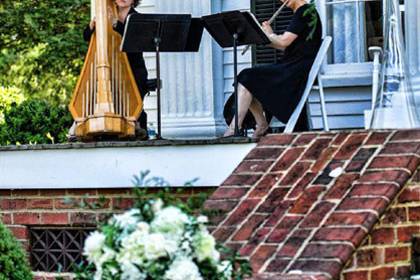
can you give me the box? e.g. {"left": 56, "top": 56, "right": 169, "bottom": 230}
{"left": 154, "top": 36, "right": 162, "bottom": 140}
{"left": 233, "top": 33, "right": 241, "bottom": 137}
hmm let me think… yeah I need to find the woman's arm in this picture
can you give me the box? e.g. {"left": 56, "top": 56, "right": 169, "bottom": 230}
{"left": 262, "top": 21, "right": 298, "bottom": 50}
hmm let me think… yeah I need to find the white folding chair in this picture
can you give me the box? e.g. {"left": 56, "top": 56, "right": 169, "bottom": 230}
{"left": 284, "top": 36, "right": 332, "bottom": 133}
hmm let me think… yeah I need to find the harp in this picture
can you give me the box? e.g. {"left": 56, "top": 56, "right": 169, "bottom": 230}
{"left": 69, "top": 0, "right": 143, "bottom": 139}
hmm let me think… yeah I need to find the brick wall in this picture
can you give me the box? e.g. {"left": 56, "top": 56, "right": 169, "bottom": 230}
{"left": 0, "top": 187, "right": 214, "bottom": 279}
{"left": 341, "top": 171, "right": 420, "bottom": 280}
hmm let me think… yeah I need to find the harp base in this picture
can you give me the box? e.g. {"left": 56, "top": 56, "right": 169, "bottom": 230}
{"left": 75, "top": 114, "right": 136, "bottom": 139}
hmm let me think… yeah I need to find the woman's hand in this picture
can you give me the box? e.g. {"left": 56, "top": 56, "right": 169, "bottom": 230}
{"left": 107, "top": 7, "right": 119, "bottom": 27}
{"left": 89, "top": 18, "right": 96, "bottom": 30}
{"left": 262, "top": 21, "right": 274, "bottom": 36}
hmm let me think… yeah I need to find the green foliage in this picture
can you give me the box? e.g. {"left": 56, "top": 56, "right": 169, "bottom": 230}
{"left": 304, "top": 1, "right": 319, "bottom": 40}
{"left": 0, "top": 86, "right": 25, "bottom": 123}
{"left": 0, "top": 222, "right": 32, "bottom": 280}
{"left": 0, "top": 0, "right": 90, "bottom": 104}
{"left": 0, "top": 99, "right": 73, "bottom": 145}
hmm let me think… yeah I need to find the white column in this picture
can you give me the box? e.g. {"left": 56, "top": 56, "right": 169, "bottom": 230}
{"left": 405, "top": 0, "right": 420, "bottom": 93}
{"left": 154, "top": 0, "right": 225, "bottom": 138}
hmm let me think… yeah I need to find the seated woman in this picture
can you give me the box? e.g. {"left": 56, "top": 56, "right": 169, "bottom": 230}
{"left": 224, "top": 0, "right": 322, "bottom": 138}
{"left": 84, "top": 0, "right": 149, "bottom": 138}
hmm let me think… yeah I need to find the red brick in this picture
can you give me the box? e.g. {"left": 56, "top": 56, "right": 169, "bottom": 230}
{"left": 112, "top": 197, "right": 135, "bottom": 209}
{"left": 265, "top": 258, "right": 290, "bottom": 273}
{"left": 356, "top": 248, "right": 383, "bottom": 267}
{"left": 324, "top": 174, "right": 359, "bottom": 200}
{"left": 250, "top": 245, "right": 278, "bottom": 273}
{"left": 11, "top": 190, "right": 39, "bottom": 196}
{"left": 222, "top": 174, "right": 262, "bottom": 186}
{"left": 69, "top": 212, "right": 96, "bottom": 225}
{"left": 279, "top": 162, "right": 313, "bottom": 186}
{"left": 398, "top": 186, "right": 420, "bottom": 203}
{"left": 342, "top": 271, "right": 368, "bottom": 280}
{"left": 331, "top": 132, "right": 350, "bottom": 146}
{"left": 293, "top": 133, "right": 317, "bottom": 146}
{"left": 264, "top": 200, "right": 293, "bottom": 226}
{"left": 311, "top": 147, "right": 338, "bottom": 173}
{"left": 42, "top": 213, "right": 69, "bottom": 225}
{"left": 385, "top": 246, "right": 409, "bottom": 263}
{"left": 396, "top": 265, "right": 411, "bottom": 278}
{"left": 267, "top": 216, "right": 303, "bottom": 243}
{"left": 325, "top": 212, "right": 378, "bottom": 229}
{"left": 397, "top": 226, "right": 420, "bottom": 242}
{"left": 66, "top": 189, "right": 97, "bottom": 195}
{"left": 338, "top": 197, "right": 388, "bottom": 214}
{"left": 27, "top": 199, "right": 53, "bottom": 209}
{"left": 370, "top": 267, "right": 395, "bottom": 280}
{"left": 412, "top": 169, "right": 420, "bottom": 183}
{"left": 38, "top": 189, "right": 67, "bottom": 196}
{"left": 212, "top": 226, "right": 236, "bottom": 242}
{"left": 258, "top": 134, "right": 296, "bottom": 146}
{"left": 301, "top": 243, "right": 353, "bottom": 263}
{"left": 381, "top": 207, "right": 407, "bottom": 224}
{"left": 1, "top": 213, "right": 12, "bottom": 224}
{"left": 54, "top": 198, "right": 81, "bottom": 209}
{"left": 257, "top": 188, "right": 289, "bottom": 213}
{"left": 0, "top": 190, "right": 11, "bottom": 197}
{"left": 232, "top": 214, "right": 267, "bottom": 241}
{"left": 249, "top": 175, "right": 283, "bottom": 198}
{"left": 302, "top": 138, "right": 332, "bottom": 160}
{"left": 245, "top": 148, "right": 284, "bottom": 160}
{"left": 7, "top": 226, "right": 28, "bottom": 240}
{"left": 289, "top": 260, "right": 342, "bottom": 279}
{"left": 276, "top": 229, "right": 311, "bottom": 257}
{"left": 350, "top": 183, "right": 399, "bottom": 199}
{"left": 0, "top": 199, "right": 27, "bottom": 210}
{"left": 211, "top": 187, "right": 250, "bottom": 200}
{"left": 223, "top": 199, "right": 260, "bottom": 226}
{"left": 358, "top": 170, "right": 410, "bottom": 186}
{"left": 97, "top": 188, "right": 130, "bottom": 195}
{"left": 234, "top": 160, "right": 275, "bottom": 174}
{"left": 366, "top": 132, "right": 392, "bottom": 145}
{"left": 408, "top": 206, "right": 420, "bottom": 221}
{"left": 313, "top": 227, "right": 366, "bottom": 246}
{"left": 334, "top": 133, "right": 368, "bottom": 160}
{"left": 392, "top": 130, "right": 420, "bottom": 142}
{"left": 287, "top": 172, "right": 317, "bottom": 199}
{"left": 266, "top": 228, "right": 289, "bottom": 243}
{"left": 271, "top": 147, "right": 305, "bottom": 172}
{"left": 369, "top": 156, "right": 419, "bottom": 172}
{"left": 371, "top": 227, "right": 395, "bottom": 244}
{"left": 380, "top": 142, "right": 420, "bottom": 155}
{"left": 300, "top": 201, "right": 335, "bottom": 228}
{"left": 13, "top": 213, "right": 41, "bottom": 225}
{"left": 289, "top": 186, "right": 325, "bottom": 214}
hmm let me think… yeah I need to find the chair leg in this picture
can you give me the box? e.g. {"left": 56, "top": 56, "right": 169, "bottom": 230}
{"left": 318, "top": 76, "right": 329, "bottom": 131}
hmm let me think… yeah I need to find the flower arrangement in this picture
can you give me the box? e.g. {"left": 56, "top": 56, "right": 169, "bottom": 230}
{"left": 76, "top": 196, "right": 250, "bottom": 280}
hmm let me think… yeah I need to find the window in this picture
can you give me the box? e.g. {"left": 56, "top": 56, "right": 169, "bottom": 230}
{"left": 30, "top": 228, "right": 93, "bottom": 272}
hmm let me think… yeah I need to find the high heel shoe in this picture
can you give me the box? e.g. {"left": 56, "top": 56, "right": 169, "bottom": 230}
{"left": 252, "top": 124, "right": 269, "bottom": 140}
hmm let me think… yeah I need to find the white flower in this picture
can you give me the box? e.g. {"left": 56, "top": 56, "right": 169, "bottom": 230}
{"left": 217, "top": 261, "right": 233, "bottom": 279}
{"left": 136, "top": 221, "right": 150, "bottom": 233}
{"left": 152, "top": 198, "right": 164, "bottom": 213}
{"left": 151, "top": 206, "right": 189, "bottom": 240}
{"left": 118, "top": 229, "right": 148, "bottom": 265}
{"left": 197, "top": 216, "right": 208, "bottom": 224}
{"left": 84, "top": 231, "right": 106, "bottom": 264}
{"left": 193, "top": 230, "right": 219, "bottom": 263}
{"left": 121, "top": 262, "right": 147, "bottom": 280}
{"left": 164, "top": 256, "right": 203, "bottom": 280}
{"left": 143, "top": 233, "right": 169, "bottom": 260}
{"left": 113, "top": 209, "right": 141, "bottom": 229}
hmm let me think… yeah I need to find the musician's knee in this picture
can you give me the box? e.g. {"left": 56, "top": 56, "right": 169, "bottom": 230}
{"left": 238, "top": 68, "right": 253, "bottom": 83}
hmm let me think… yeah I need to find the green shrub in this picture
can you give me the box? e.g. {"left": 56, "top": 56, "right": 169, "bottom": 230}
{"left": 0, "top": 223, "right": 32, "bottom": 280}
{"left": 0, "top": 99, "right": 73, "bottom": 145}
{"left": 0, "top": 86, "right": 25, "bottom": 123}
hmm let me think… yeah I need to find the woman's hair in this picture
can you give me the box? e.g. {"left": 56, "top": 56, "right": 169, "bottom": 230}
{"left": 133, "top": 0, "right": 141, "bottom": 7}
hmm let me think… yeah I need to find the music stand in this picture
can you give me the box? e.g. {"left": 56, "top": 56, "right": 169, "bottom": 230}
{"left": 121, "top": 14, "right": 204, "bottom": 139}
{"left": 202, "top": 11, "right": 271, "bottom": 137}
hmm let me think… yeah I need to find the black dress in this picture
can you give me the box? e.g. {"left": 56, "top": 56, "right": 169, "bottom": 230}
{"left": 236, "top": 4, "right": 322, "bottom": 131}
{"left": 83, "top": 7, "right": 149, "bottom": 129}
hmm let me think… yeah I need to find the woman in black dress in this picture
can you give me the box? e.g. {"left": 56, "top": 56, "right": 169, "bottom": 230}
{"left": 224, "top": 0, "right": 322, "bottom": 138}
{"left": 84, "top": 0, "right": 149, "bottom": 137}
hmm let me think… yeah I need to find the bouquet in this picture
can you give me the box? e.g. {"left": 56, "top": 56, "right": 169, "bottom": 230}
{"left": 77, "top": 198, "right": 246, "bottom": 280}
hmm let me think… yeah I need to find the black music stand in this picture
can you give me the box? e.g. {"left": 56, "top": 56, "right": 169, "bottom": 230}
{"left": 202, "top": 11, "right": 271, "bottom": 137}
{"left": 121, "top": 14, "right": 204, "bottom": 139}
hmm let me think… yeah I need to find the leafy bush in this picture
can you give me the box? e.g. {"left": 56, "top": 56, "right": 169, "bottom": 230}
{"left": 0, "top": 222, "right": 32, "bottom": 280}
{"left": 0, "top": 0, "right": 90, "bottom": 104}
{"left": 0, "top": 99, "right": 73, "bottom": 145}
{"left": 0, "top": 86, "right": 25, "bottom": 123}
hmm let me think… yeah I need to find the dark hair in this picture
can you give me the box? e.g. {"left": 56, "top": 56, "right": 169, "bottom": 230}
{"left": 133, "top": 0, "right": 140, "bottom": 7}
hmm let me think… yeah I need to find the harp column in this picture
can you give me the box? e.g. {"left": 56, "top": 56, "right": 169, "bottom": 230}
{"left": 405, "top": 0, "right": 420, "bottom": 94}
{"left": 154, "top": 0, "right": 225, "bottom": 138}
